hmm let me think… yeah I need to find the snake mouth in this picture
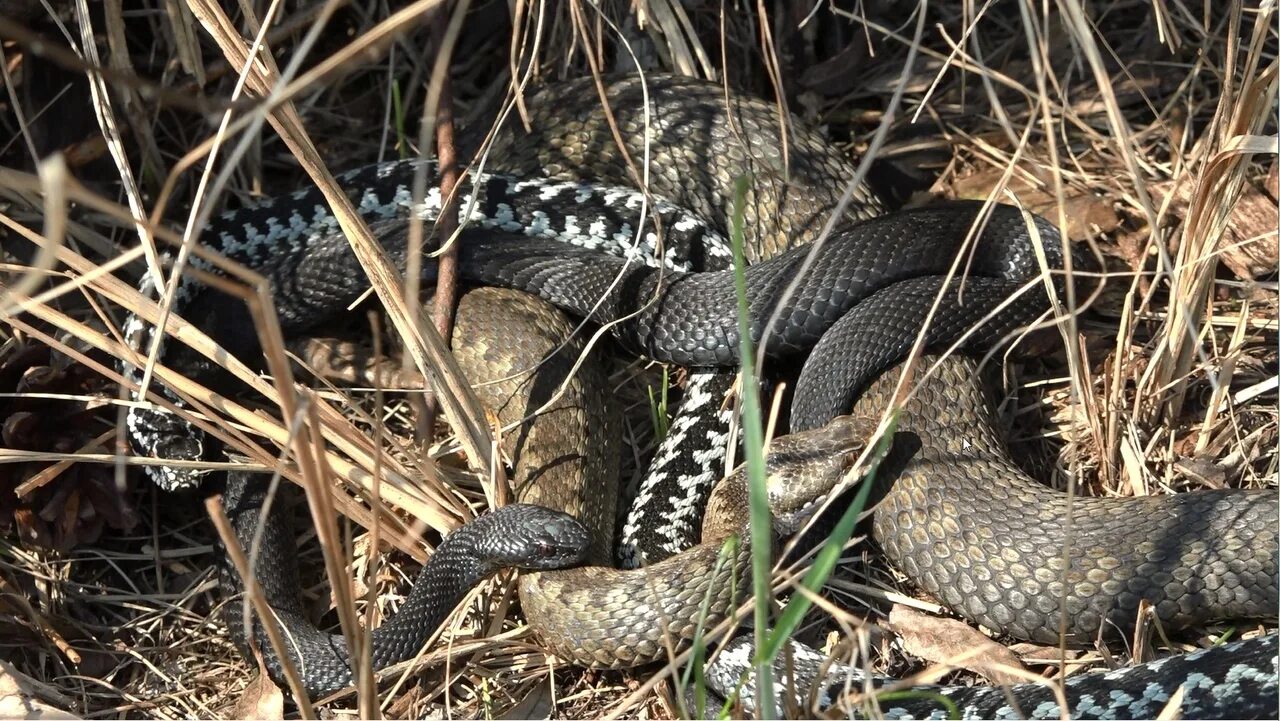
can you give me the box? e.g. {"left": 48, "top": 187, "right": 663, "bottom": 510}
{"left": 518, "top": 542, "right": 591, "bottom": 570}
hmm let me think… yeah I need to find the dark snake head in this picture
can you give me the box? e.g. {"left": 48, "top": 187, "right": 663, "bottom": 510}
{"left": 475, "top": 504, "right": 593, "bottom": 571}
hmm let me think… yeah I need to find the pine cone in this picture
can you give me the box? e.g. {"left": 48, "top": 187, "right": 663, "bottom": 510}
{"left": 0, "top": 340, "right": 136, "bottom": 550}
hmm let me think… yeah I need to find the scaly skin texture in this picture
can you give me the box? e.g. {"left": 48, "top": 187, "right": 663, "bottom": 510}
{"left": 484, "top": 74, "right": 886, "bottom": 259}
{"left": 519, "top": 416, "right": 873, "bottom": 667}
{"left": 448, "top": 287, "right": 619, "bottom": 565}
{"left": 703, "top": 634, "right": 1279, "bottom": 719}
{"left": 483, "top": 74, "right": 888, "bottom": 569}
{"left": 853, "top": 356, "right": 1277, "bottom": 644}
{"left": 127, "top": 75, "right": 1276, "bottom": 705}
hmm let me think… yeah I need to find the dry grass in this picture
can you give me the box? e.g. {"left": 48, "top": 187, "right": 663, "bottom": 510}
{"left": 0, "top": 0, "right": 1275, "bottom": 718}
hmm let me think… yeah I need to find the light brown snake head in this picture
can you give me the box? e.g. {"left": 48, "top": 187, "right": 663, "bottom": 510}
{"left": 702, "top": 415, "right": 881, "bottom": 541}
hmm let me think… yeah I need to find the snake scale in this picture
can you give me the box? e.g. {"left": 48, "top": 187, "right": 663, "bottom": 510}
{"left": 121, "top": 75, "right": 1278, "bottom": 715}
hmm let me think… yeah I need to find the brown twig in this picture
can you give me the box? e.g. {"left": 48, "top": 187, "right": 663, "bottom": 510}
{"left": 422, "top": 3, "right": 462, "bottom": 435}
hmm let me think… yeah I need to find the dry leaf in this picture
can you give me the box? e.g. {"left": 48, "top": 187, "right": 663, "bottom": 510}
{"left": 0, "top": 660, "right": 80, "bottom": 720}
{"left": 888, "top": 605, "right": 1028, "bottom": 685}
{"left": 500, "top": 681, "right": 554, "bottom": 719}
{"left": 1007, "top": 642, "right": 1085, "bottom": 678}
{"left": 1216, "top": 186, "right": 1279, "bottom": 280}
{"left": 949, "top": 167, "right": 1121, "bottom": 241}
{"left": 1173, "top": 457, "right": 1228, "bottom": 489}
{"left": 384, "top": 684, "right": 426, "bottom": 718}
{"left": 1006, "top": 641, "right": 1081, "bottom": 662}
{"left": 229, "top": 672, "right": 284, "bottom": 721}
{"left": 1148, "top": 178, "right": 1279, "bottom": 281}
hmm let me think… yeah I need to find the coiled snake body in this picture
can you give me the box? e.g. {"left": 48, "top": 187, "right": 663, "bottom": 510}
{"left": 123, "top": 75, "right": 1278, "bottom": 713}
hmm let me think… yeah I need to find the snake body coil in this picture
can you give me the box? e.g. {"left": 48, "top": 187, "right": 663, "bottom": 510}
{"left": 859, "top": 357, "right": 1276, "bottom": 644}
{"left": 217, "top": 287, "right": 618, "bottom": 696}
{"left": 122, "top": 75, "right": 1278, "bottom": 712}
{"left": 705, "top": 634, "right": 1279, "bottom": 719}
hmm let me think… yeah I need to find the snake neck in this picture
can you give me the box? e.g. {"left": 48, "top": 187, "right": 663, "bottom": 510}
{"left": 220, "top": 474, "right": 503, "bottom": 698}
{"left": 378, "top": 537, "right": 498, "bottom": 634}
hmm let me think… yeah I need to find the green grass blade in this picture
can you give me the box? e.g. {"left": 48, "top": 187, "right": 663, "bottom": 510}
{"left": 648, "top": 366, "right": 671, "bottom": 441}
{"left": 391, "top": 80, "right": 408, "bottom": 159}
{"left": 761, "top": 413, "right": 897, "bottom": 661}
{"left": 728, "top": 172, "right": 776, "bottom": 717}
{"left": 677, "top": 535, "right": 740, "bottom": 720}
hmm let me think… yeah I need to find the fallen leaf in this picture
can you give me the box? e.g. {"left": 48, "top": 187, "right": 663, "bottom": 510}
{"left": 1173, "top": 457, "right": 1228, "bottom": 489}
{"left": 1148, "top": 178, "right": 1279, "bottom": 281}
{"left": 500, "top": 680, "right": 553, "bottom": 719}
{"left": 229, "top": 671, "right": 284, "bottom": 721}
{"left": 1216, "top": 185, "right": 1278, "bottom": 280}
{"left": 1007, "top": 642, "right": 1082, "bottom": 662}
{"left": 949, "top": 168, "right": 1121, "bottom": 241}
{"left": 0, "top": 660, "right": 81, "bottom": 719}
{"left": 12, "top": 509, "right": 51, "bottom": 548}
{"left": 384, "top": 683, "right": 425, "bottom": 718}
{"left": 1007, "top": 642, "right": 1085, "bottom": 678}
{"left": 887, "top": 605, "right": 1028, "bottom": 685}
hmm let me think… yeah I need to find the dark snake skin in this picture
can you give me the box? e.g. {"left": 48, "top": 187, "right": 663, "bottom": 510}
{"left": 122, "top": 75, "right": 1278, "bottom": 710}
{"left": 283, "top": 200, "right": 1058, "bottom": 371}
{"left": 482, "top": 74, "right": 885, "bottom": 260}
{"left": 221, "top": 490, "right": 591, "bottom": 697}
{"left": 480, "top": 74, "right": 885, "bottom": 569}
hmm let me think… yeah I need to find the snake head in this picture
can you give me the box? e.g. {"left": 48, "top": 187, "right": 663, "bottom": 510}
{"left": 766, "top": 414, "right": 882, "bottom": 534}
{"left": 477, "top": 504, "right": 593, "bottom": 571}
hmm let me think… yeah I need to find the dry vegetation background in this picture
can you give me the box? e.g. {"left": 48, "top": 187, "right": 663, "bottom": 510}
{"left": 0, "top": 0, "right": 1276, "bottom": 719}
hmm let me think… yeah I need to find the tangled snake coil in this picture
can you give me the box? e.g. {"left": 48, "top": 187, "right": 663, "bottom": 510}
{"left": 121, "top": 75, "right": 1278, "bottom": 715}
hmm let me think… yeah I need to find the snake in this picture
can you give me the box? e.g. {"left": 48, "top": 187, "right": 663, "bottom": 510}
{"left": 703, "top": 633, "right": 1279, "bottom": 719}
{"left": 215, "top": 285, "right": 619, "bottom": 694}
{"left": 120, "top": 75, "right": 1278, "bottom": 713}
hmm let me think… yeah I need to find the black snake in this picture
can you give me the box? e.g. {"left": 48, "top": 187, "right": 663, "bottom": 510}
{"left": 121, "top": 75, "right": 1278, "bottom": 715}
